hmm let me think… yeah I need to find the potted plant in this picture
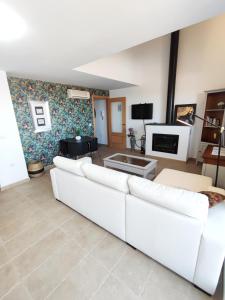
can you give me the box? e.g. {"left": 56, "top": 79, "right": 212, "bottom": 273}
{"left": 75, "top": 128, "right": 81, "bottom": 140}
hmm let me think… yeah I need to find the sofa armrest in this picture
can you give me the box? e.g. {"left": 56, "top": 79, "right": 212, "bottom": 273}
{"left": 50, "top": 168, "right": 60, "bottom": 200}
{"left": 53, "top": 156, "right": 92, "bottom": 177}
{"left": 193, "top": 202, "right": 225, "bottom": 295}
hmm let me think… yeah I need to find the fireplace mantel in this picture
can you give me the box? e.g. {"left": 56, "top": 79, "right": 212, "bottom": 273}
{"left": 145, "top": 125, "right": 191, "bottom": 161}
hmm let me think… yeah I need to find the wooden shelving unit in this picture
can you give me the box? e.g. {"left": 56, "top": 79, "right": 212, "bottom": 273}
{"left": 201, "top": 91, "right": 225, "bottom": 144}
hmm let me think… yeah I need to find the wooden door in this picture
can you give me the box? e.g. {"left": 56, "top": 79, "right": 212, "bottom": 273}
{"left": 108, "top": 97, "right": 126, "bottom": 149}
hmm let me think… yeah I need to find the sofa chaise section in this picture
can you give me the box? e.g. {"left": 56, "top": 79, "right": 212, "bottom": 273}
{"left": 154, "top": 168, "right": 213, "bottom": 192}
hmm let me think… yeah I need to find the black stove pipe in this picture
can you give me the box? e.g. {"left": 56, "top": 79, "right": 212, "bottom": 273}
{"left": 166, "top": 30, "right": 179, "bottom": 124}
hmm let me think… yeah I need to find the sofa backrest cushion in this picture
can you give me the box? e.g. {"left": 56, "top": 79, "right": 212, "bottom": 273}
{"left": 53, "top": 156, "right": 92, "bottom": 177}
{"left": 82, "top": 164, "right": 129, "bottom": 194}
{"left": 128, "top": 175, "right": 209, "bottom": 221}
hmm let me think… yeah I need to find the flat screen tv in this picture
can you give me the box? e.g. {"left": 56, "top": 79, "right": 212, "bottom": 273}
{"left": 131, "top": 103, "right": 153, "bottom": 119}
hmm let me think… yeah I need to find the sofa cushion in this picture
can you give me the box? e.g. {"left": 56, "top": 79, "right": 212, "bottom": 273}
{"left": 53, "top": 156, "right": 92, "bottom": 177}
{"left": 128, "top": 176, "right": 209, "bottom": 221}
{"left": 154, "top": 168, "right": 212, "bottom": 192}
{"left": 81, "top": 164, "right": 129, "bottom": 193}
{"left": 199, "top": 191, "right": 225, "bottom": 208}
{"left": 207, "top": 186, "right": 225, "bottom": 196}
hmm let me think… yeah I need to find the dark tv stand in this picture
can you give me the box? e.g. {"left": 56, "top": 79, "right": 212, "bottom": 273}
{"left": 59, "top": 136, "right": 98, "bottom": 159}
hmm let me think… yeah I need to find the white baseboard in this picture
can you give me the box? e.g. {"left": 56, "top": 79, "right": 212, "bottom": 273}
{"left": 0, "top": 178, "right": 30, "bottom": 191}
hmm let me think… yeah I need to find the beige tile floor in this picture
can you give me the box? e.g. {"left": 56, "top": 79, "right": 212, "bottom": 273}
{"left": 0, "top": 148, "right": 223, "bottom": 300}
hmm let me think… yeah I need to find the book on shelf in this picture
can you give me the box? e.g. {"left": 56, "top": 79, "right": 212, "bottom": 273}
{"left": 212, "top": 147, "right": 225, "bottom": 156}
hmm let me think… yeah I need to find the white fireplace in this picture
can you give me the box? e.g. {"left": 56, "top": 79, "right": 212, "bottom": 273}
{"left": 145, "top": 125, "right": 191, "bottom": 161}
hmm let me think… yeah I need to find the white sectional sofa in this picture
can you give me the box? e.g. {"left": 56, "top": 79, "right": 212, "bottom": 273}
{"left": 50, "top": 156, "right": 225, "bottom": 295}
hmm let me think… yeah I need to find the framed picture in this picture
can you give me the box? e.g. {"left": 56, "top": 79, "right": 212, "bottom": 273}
{"left": 174, "top": 104, "right": 197, "bottom": 125}
{"left": 37, "top": 118, "right": 46, "bottom": 126}
{"left": 35, "top": 106, "right": 44, "bottom": 115}
{"left": 29, "top": 100, "right": 51, "bottom": 133}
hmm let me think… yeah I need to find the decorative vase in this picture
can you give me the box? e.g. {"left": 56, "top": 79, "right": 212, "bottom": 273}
{"left": 128, "top": 135, "right": 136, "bottom": 151}
{"left": 76, "top": 135, "right": 81, "bottom": 141}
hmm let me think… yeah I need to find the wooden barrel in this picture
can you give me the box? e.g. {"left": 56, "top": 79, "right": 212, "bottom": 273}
{"left": 27, "top": 160, "right": 44, "bottom": 178}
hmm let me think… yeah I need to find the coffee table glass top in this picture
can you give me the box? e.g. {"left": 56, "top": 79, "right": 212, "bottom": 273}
{"left": 109, "top": 154, "right": 151, "bottom": 167}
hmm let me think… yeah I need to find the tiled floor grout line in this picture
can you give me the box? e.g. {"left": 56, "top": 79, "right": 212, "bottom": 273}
{"left": 1, "top": 209, "right": 49, "bottom": 244}
{"left": 19, "top": 213, "right": 101, "bottom": 299}
{"left": 44, "top": 251, "right": 92, "bottom": 300}
{"left": 0, "top": 205, "right": 76, "bottom": 269}
{"left": 0, "top": 206, "right": 48, "bottom": 243}
{"left": 0, "top": 263, "right": 19, "bottom": 300}
{"left": 88, "top": 271, "right": 111, "bottom": 300}
{"left": 44, "top": 232, "right": 110, "bottom": 300}
{"left": 0, "top": 205, "right": 42, "bottom": 233}
{"left": 87, "top": 238, "right": 128, "bottom": 274}
{"left": 138, "top": 265, "right": 154, "bottom": 297}
{"left": 0, "top": 213, "right": 79, "bottom": 298}
{"left": 97, "top": 244, "right": 155, "bottom": 299}
{"left": 0, "top": 236, "right": 70, "bottom": 299}
{"left": 0, "top": 280, "right": 36, "bottom": 300}
{"left": 0, "top": 204, "right": 29, "bottom": 221}
{"left": 0, "top": 210, "right": 149, "bottom": 300}
{"left": 1, "top": 206, "right": 106, "bottom": 300}
{"left": 24, "top": 283, "right": 35, "bottom": 300}
{"left": 58, "top": 213, "right": 92, "bottom": 230}
{"left": 20, "top": 238, "right": 70, "bottom": 281}
{"left": 109, "top": 249, "right": 144, "bottom": 295}
{"left": 0, "top": 225, "right": 59, "bottom": 270}
{"left": 89, "top": 245, "right": 134, "bottom": 300}
{"left": 0, "top": 282, "right": 21, "bottom": 300}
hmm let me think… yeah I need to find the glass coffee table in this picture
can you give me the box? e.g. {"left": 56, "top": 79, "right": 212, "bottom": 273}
{"left": 103, "top": 153, "right": 158, "bottom": 179}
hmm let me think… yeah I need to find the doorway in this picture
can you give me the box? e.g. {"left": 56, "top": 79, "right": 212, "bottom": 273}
{"left": 108, "top": 97, "right": 126, "bottom": 149}
{"left": 93, "top": 97, "right": 108, "bottom": 145}
{"left": 92, "top": 96, "right": 126, "bottom": 149}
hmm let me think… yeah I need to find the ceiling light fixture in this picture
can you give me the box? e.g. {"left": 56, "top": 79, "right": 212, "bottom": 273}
{"left": 0, "top": 2, "right": 27, "bottom": 41}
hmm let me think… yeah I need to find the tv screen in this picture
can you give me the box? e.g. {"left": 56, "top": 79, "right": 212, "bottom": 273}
{"left": 132, "top": 103, "right": 153, "bottom": 119}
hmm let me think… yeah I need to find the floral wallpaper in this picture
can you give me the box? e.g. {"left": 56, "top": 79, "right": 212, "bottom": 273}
{"left": 8, "top": 77, "right": 109, "bottom": 165}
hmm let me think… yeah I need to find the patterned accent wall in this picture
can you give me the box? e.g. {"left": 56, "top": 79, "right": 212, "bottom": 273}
{"left": 8, "top": 77, "right": 109, "bottom": 165}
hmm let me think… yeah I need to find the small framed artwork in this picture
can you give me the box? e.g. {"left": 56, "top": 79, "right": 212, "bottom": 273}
{"left": 35, "top": 106, "right": 44, "bottom": 115}
{"left": 29, "top": 100, "right": 51, "bottom": 133}
{"left": 37, "top": 118, "right": 46, "bottom": 126}
{"left": 174, "top": 104, "right": 197, "bottom": 125}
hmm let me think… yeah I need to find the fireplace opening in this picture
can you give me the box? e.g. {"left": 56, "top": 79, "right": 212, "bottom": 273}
{"left": 152, "top": 133, "right": 179, "bottom": 154}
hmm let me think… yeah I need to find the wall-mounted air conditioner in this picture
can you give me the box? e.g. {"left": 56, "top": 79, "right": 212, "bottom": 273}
{"left": 67, "top": 89, "right": 90, "bottom": 99}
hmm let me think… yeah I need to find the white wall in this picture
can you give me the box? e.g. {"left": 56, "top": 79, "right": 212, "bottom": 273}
{"left": 110, "top": 14, "right": 225, "bottom": 156}
{"left": 76, "top": 50, "right": 140, "bottom": 85}
{"left": 110, "top": 35, "right": 170, "bottom": 148}
{"left": 0, "top": 71, "right": 29, "bottom": 189}
{"left": 175, "top": 14, "right": 225, "bottom": 157}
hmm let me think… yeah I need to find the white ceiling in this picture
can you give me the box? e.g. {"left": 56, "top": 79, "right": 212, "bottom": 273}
{"left": 1, "top": 0, "right": 225, "bottom": 90}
